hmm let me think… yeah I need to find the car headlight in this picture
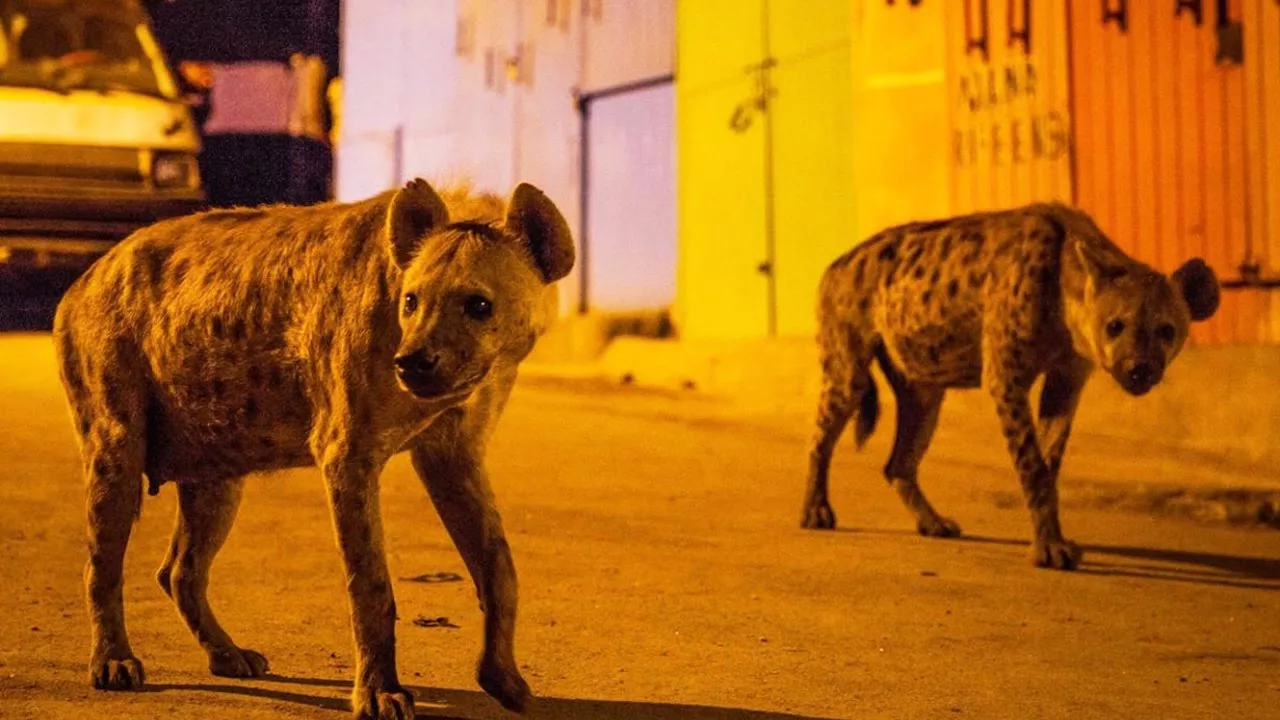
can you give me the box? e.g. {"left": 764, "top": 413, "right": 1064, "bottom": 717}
{"left": 152, "top": 152, "right": 199, "bottom": 189}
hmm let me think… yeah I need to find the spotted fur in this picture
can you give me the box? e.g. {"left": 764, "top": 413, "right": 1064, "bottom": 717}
{"left": 801, "top": 202, "right": 1220, "bottom": 570}
{"left": 52, "top": 178, "right": 574, "bottom": 718}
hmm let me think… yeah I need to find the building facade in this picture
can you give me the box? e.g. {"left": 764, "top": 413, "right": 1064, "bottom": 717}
{"left": 337, "top": 0, "right": 1280, "bottom": 345}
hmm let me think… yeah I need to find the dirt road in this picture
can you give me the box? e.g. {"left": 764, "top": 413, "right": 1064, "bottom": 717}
{"left": 0, "top": 333, "right": 1276, "bottom": 719}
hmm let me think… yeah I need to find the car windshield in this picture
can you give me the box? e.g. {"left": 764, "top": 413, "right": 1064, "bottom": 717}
{"left": 0, "top": 0, "right": 178, "bottom": 99}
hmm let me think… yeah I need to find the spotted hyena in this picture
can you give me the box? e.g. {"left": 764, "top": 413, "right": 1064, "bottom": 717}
{"left": 52, "top": 178, "right": 574, "bottom": 718}
{"left": 800, "top": 202, "right": 1220, "bottom": 570}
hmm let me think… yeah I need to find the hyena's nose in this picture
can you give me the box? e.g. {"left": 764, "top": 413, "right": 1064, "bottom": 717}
{"left": 1128, "top": 362, "right": 1160, "bottom": 388}
{"left": 394, "top": 350, "right": 439, "bottom": 377}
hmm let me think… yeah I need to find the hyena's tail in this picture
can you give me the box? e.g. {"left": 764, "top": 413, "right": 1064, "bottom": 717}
{"left": 853, "top": 375, "right": 879, "bottom": 450}
{"left": 851, "top": 343, "right": 890, "bottom": 450}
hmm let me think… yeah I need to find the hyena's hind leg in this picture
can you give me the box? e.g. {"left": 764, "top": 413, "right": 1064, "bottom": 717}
{"left": 878, "top": 355, "right": 961, "bottom": 538}
{"left": 55, "top": 327, "right": 149, "bottom": 690}
{"left": 801, "top": 329, "right": 877, "bottom": 530}
{"left": 156, "top": 477, "right": 269, "bottom": 678}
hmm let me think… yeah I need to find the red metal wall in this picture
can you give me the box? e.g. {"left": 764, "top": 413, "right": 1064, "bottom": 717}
{"left": 1069, "top": 0, "right": 1280, "bottom": 345}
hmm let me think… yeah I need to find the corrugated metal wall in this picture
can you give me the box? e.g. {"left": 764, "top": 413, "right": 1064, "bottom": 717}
{"left": 1242, "top": 0, "right": 1280, "bottom": 344}
{"left": 931, "top": 0, "right": 1279, "bottom": 345}
{"left": 945, "top": 0, "right": 1074, "bottom": 213}
{"left": 1069, "top": 0, "right": 1280, "bottom": 345}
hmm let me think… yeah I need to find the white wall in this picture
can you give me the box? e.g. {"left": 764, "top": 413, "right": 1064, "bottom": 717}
{"left": 337, "top": 0, "right": 675, "bottom": 317}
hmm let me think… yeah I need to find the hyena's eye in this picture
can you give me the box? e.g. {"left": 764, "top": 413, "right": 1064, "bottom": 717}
{"left": 463, "top": 294, "right": 493, "bottom": 321}
{"left": 403, "top": 292, "right": 418, "bottom": 315}
{"left": 1156, "top": 323, "right": 1176, "bottom": 343}
{"left": 1105, "top": 319, "right": 1126, "bottom": 338}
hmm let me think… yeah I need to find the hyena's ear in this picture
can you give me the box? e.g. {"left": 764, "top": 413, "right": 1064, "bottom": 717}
{"left": 504, "top": 183, "right": 575, "bottom": 283}
{"left": 1073, "top": 239, "right": 1127, "bottom": 288}
{"left": 1172, "top": 257, "right": 1220, "bottom": 322}
{"left": 386, "top": 178, "right": 450, "bottom": 269}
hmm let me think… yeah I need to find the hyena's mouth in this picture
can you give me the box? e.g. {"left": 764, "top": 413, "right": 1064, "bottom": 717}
{"left": 396, "top": 368, "right": 489, "bottom": 401}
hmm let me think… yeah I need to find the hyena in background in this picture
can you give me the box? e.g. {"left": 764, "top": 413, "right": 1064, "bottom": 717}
{"left": 801, "top": 203, "right": 1219, "bottom": 570}
{"left": 52, "top": 178, "right": 575, "bottom": 719}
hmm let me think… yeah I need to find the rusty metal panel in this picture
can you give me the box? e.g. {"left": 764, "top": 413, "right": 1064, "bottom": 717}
{"left": 945, "top": 0, "right": 1074, "bottom": 215}
{"left": 1068, "top": 0, "right": 1275, "bottom": 346}
{"left": 1243, "top": 0, "right": 1280, "bottom": 343}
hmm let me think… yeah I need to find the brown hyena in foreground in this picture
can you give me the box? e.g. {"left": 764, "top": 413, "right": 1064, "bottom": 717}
{"left": 801, "top": 203, "right": 1220, "bottom": 570}
{"left": 52, "top": 177, "right": 574, "bottom": 718}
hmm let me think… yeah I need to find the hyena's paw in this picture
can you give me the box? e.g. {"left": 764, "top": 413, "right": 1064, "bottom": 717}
{"left": 209, "top": 646, "right": 269, "bottom": 678}
{"left": 352, "top": 684, "right": 415, "bottom": 720}
{"left": 89, "top": 654, "right": 146, "bottom": 690}
{"left": 479, "top": 656, "right": 531, "bottom": 714}
{"left": 917, "top": 515, "right": 963, "bottom": 538}
{"left": 1030, "top": 537, "right": 1083, "bottom": 571}
{"left": 801, "top": 501, "right": 837, "bottom": 530}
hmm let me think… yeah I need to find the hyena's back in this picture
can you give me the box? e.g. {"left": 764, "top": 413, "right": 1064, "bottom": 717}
{"left": 55, "top": 194, "right": 397, "bottom": 484}
{"left": 820, "top": 208, "right": 1070, "bottom": 388}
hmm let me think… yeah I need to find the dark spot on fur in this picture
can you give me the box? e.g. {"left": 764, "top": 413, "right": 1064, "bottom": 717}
{"left": 939, "top": 235, "right": 953, "bottom": 257}
{"left": 913, "top": 266, "right": 925, "bottom": 279}
{"left": 948, "top": 279, "right": 959, "bottom": 298}
{"left": 247, "top": 365, "right": 263, "bottom": 385}
{"left": 104, "top": 383, "right": 125, "bottom": 415}
{"left": 922, "top": 289, "right": 933, "bottom": 305}
{"left": 145, "top": 248, "right": 171, "bottom": 284}
{"left": 171, "top": 258, "right": 190, "bottom": 285}
{"left": 905, "top": 245, "right": 923, "bottom": 267}
{"left": 853, "top": 258, "right": 866, "bottom": 285}
{"left": 927, "top": 346, "right": 940, "bottom": 364}
{"left": 92, "top": 457, "right": 113, "bottom": 478}
{"left": 930, "top": 267, "right": 941, "bottom": 284}
{"left": 245, "top": 397, "right": 259, "bottom": 421}
{"left": 858, "top": 297, "right": 870, "bottom": 312}
{"left": 78, "top": 419, "right": 91, "bottom": 436}
{"left": 318, "top": 331, "right": 333, "bottom": 353}
{"left": 212, "top": 379, "right": 226, "bottom": 398}
{"left": 877, "top": 243, "right": 897, "bottom": 262}
{"left": 346, "top": 235, "right": 365, "bottom": 265}
{"left": 212, "top": 317, "right": 225, "bottom": 338}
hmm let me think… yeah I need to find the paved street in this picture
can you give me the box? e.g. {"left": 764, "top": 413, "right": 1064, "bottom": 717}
{"left": 0, "top": 332, "right": 1276, "bottom": 719}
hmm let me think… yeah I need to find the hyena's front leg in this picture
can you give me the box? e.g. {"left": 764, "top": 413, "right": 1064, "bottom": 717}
{"left": 316, "top": 438, "right": 412, "bottom": 720}
{"left": 1037, "top": 360, "right": 1092, "bottom": 479}
{"left": 410, "top": 436, "right": 529, "bottom": 713}
{"left": 989, "top": 372, "right": 1082, "bottom": 571}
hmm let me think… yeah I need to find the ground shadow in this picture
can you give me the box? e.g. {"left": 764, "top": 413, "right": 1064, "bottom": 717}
{"left": 149, "top": 674, "right": 842, "bottom": 720}
{"left": 837, "top": 528, "right": 1279, "bottom": 590}
{"left": 1083, "top": 542, "right": 1280, "bottom": 580}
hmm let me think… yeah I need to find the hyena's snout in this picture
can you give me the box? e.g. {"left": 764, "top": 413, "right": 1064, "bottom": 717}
{"left": 394, "top": 347, "right": 449, "bottom": 398}
{"left": 394, "top": 346, "right": 483, "bottom": 399}
{"left": 1117, "top": 358, "right": 1163, "bottom": 396}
